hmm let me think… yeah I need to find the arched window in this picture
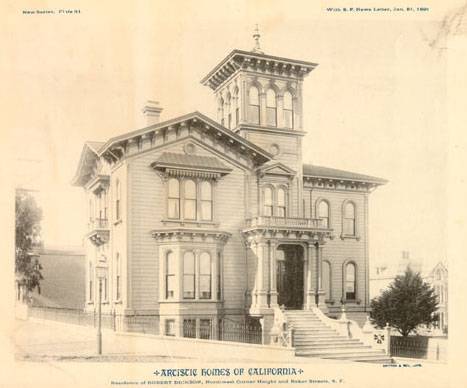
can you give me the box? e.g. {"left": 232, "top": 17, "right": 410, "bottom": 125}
{"left": 167, "top": 178, "right": 180, "bottom": 219}
{"left": 343, "top": 202, "right": 356, "bottom": 235}
{"left": 166, "top": 251, "right": 176, "bottom": 299}
{"left": 226, "top": 93, "right": 232, "bottom": 129}
{"left": 184, "top": 180, "right": 197, "bottom": 220}
{"left": 199, "top": 252, "right": 212, "bottom": 299}
{"left": 183, "top": 251, "right": 195, "bottom": 299}
{"left": 322, "top": 260, "right": 331, "bottom": 301}
{"left": 219, "top": 97, "right": 225, "bottom": 126}
{"left": 263, "top": 187, "right": 273, "bottom": 216}
{"left": 248, "top": 86, "right": 260, "bottom": 125}
{"left": 345, "top": 262, "right": 356, "bottom": 300}
{"left": 283, "top": 91, "right": 294, "bottom": 129}
{"left": 200, "top": 181, "right": 212, "bottom": 221}
{"left": 266, "top": 89, "right": 277, "bottom": 127}
{"left": 233, "top": 87, "right": 239, "bottom": 126}
{"left": 115, "top": 179, "right": 121, "bottom": 220}
{"left": 318, "top": 200, "right": 330, "bottom": 228}
{"left": 277, "top": 187, "right": 286, "bottom": 217}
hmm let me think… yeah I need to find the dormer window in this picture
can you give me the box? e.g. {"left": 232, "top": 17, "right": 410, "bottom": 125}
{"left": 266, "top": 89, "right": 277, "bottom": 127}
{"left": 248, "top": 86, "right": 260, "bottom": 125}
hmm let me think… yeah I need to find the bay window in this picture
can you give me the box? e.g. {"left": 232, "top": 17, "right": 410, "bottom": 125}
{"left": 200, "top": 181, "right": 213, "bottom": 221}
{"left": 168, "top": 178, "right": 180, "bottom": 219}
{"left": 184, "top": 180, "right": 197, "bottom": 220}
{"left": 183, "top": 251, "right": 196, "bottom": 299}
{"left": 166, "top": 251, "right": 176, "bottom": 299}
{"left": 199, "top": 252, "right": 212, "bottom": 299}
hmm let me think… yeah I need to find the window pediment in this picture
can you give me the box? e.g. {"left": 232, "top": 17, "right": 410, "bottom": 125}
{"left": 257, "top": 162, "right": 296, "bottom": 178}
{"left": 151, "top": 152, "right": 232, "bottom": 180}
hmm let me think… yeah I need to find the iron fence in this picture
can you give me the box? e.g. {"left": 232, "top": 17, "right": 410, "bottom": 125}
{"left": 29, "top": 306, "right": 116, "bottom": 331}
{"left": 390, "top": 335, "right": 447, "bottom": 361}
{"left": 218, "top": 318, "right": 262, "bottom": 344}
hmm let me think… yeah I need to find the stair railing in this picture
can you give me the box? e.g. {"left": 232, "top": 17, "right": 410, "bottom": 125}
{"left": 270, "top": 306, "right": 294, "bottom": 348}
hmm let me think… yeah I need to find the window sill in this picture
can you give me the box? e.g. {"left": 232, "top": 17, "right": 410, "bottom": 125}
{"left": 343, "top": 299, "right": 361, "bottom": 305}
{"left": 86, "top": 301, "right": 94, "bottom": 305}
{"left": 114, "top": 300, "right": 123, "bottom": 305}
{"left": 340, "top": 234, "right": 361, "bottom": 241}
{"left": 162, "top": 219, "right": 219, "bottom": 228}
{"left": 114, "top": 219, "right": 123, "bottom": 226}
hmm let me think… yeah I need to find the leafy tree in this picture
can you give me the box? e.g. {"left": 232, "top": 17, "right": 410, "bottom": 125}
{"left": 370, "top": 267, "right": 438, "bottom": 336}
{"left": 15, "top": 190, "right": 43, "bottom": 299}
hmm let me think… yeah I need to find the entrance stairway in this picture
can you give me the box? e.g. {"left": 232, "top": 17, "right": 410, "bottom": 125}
{"left": 285, "top": 310, "right": 393, "bottom": 363}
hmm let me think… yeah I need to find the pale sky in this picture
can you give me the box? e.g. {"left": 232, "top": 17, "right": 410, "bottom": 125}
{"left": 4, "top": 1, "right": 451, "bottom": 269}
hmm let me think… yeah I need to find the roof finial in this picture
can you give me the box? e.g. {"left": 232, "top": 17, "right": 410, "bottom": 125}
{"left": 252, "top": 24, "right": 264, "bottom": 54}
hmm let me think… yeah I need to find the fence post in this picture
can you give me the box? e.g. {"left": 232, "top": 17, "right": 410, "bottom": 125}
{"left": 385, "top": 323, "right": 391, "bottom": 356}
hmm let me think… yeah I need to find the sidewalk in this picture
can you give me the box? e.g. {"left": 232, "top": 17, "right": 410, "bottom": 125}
{"left": 14, "top": 318, "right": 193, "bottom": 362}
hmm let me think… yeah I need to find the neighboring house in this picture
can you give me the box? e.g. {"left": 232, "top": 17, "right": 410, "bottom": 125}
{"left": 30, "top": 246, "right": 86, "bottom": 309}
{"left": 370, "top": 253, "right": 448, "bottom": 336}
{"left": 72, "top": 38, "right": 386, "bottom": 341}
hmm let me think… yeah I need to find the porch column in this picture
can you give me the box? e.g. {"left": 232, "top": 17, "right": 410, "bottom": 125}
{"left": 315, "top": 242, "right": 328, "bottom": 313}
{"left": 305, "top": 242, "right": 314, "bottom": 309}
{"left": 256, "top": 241, "right": 268, "bottom": 308}
{"left": 269, "top": 240, "right": 278, "bottom": 307}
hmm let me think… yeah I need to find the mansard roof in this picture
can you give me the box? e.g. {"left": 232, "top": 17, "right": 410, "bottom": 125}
{"left": 201, "top": 49, "right": 318, "bottom": 91}
{"left": 303, "top": 164, "right": 387, "bottom": 185}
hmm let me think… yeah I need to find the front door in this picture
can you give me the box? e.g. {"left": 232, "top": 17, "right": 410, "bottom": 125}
{"left": 276, "top": 245, "right": 304, "bottom": 309}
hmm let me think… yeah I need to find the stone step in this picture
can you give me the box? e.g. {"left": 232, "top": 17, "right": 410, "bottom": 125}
{"left": 296, "top": 343, "right": 369, "bottom": 351}
{"left": 322, "top": 354, "right": 393, "bottom": 363}
{"left": 297, "top": 349, "right": 384, "bottom": 357}
{"left": 294, "top": 338, "right": 362, "bottom": 346}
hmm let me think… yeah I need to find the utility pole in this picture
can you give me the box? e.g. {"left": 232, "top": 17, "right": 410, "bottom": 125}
{"left": 97, "top": 278, "right": 102, "bottom": 355}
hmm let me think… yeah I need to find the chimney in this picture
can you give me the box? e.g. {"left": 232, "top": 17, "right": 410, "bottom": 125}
{"left": 142, "top": 100, "right": 163, "bottom": 126}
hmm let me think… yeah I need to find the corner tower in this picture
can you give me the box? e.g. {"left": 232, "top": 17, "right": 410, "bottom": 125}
{"left": 200, "top": 28, "right": 318, "bottom": 175}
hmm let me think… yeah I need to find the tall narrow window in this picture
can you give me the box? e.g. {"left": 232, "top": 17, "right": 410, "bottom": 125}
{"left": 199, "top": 252, "right": 212, "bottom": 299}
{"left": 217, "top": 252, "right": 222, "bottom": 300}
{"left": 266, "top": 89, "right": 277, "bottom": 127}
{"left": 283, "top": 91, "right": 294, "bottom": 129}
{"left": 200, "top": 181, "right": 213, "bottom": 221}
{"left": 115, "top": 253, "right": 121, "bottom": 300}
{"left": 277, "top": 188, "right": 286, "bottom": 217}
{"left": 263, "top": 187, "right": 273, "bottom": 216}
{"left": 248, "top": 86, "right": 260, "bottom": 125}
{"left": 103, "top": 190, "right": 108, "bottom": 220}
{"left": 233, "top": 88, "right": 239, "bottom": 127}
{"left": 89, "top": 199, "right": 93, "bottom": 222}
{"left": 166, "top": 252, "right": 175, "bottom": 299}
{"left": 226, "top": 94, "right": 232, "bottom": 129}
{"left": 345, "top": 262, "right": 356, "bottom": 300}
{"left": 318, "top": 200, "right": 330, "bottom": 228}
{"left": 167, "top": 178, "right": 180, "bottom": 219}
{"left": 184, "top": 180, "right": 197, "bottom": 220}
{"left": 183, "top": 251, "right": 195, "bottom": 299}
{"left": 89, "top": 262, "right": 93, "bottom": 301}
{"left": 322, "top": 261, "right": 331, "bottom": 301}
{"left": 343, "top": 202, "right": 356, "bottom": 235}
{"left": 115, "top": 179, "right": 121, "bottom": 221}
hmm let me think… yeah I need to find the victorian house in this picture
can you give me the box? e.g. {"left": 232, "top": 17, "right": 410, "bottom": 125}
{"left": 72, "top": 36, "right": 386, "bottom": 343}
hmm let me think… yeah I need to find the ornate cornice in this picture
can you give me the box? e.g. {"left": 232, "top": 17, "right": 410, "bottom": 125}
{"left": 201, "top": 49, "right": 318, "bottom": 91}
{"left": 151, "top": 228, "right": 231, "bottom": 244}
